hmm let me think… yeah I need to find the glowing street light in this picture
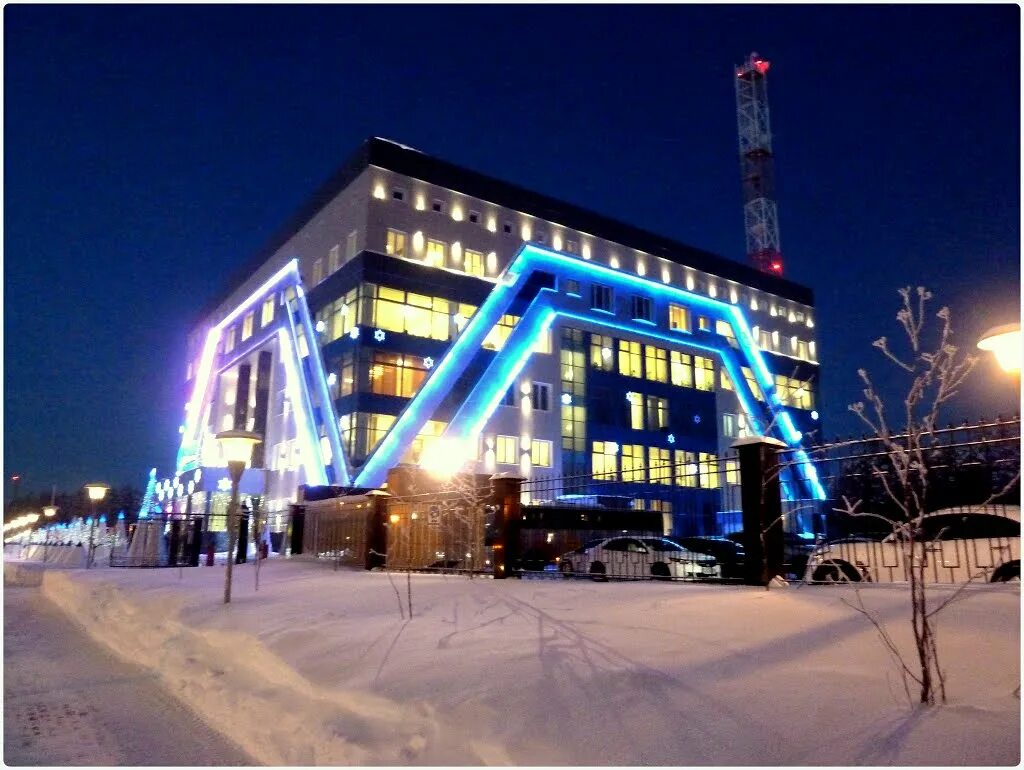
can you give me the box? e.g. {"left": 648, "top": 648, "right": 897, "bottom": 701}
{"left": 420, "top": 437, "right": 473, "bottom": 480}
{"left": 43, "top": 505, "right": 57, "bottom": 518}
{"left": 215, "top": 429, "right": 262, "bottom": 604}
{"left": 978, "top": 323, "right": 1021, "bottom": 374}
{"left": 83, "top": 483, "right": 108, "bottom": 568}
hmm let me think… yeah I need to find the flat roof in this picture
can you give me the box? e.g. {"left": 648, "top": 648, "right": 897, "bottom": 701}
{"left": 200, "top": 137, "right": 813, "bottom": 325}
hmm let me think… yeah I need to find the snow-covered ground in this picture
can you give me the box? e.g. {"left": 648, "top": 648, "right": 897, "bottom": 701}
{"left": 19, "top": 557, "right": 1021, "bottom": 765}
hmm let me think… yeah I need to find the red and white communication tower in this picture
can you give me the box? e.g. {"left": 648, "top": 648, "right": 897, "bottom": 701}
{"left": 735, "top": 52, "right": 783, "bottom": 276}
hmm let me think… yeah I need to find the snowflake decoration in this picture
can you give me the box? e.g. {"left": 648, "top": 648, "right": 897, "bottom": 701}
{"left": 423, "top": 356, "right": 434, "bottom": 369}
{"left": 560, "top": 392, "right": 572, "bottom": 406}
{"left": 348, "top": 326, "right": 360, "bottom": 340}
{"left": 316, "top": 320, "right": 327, "bottom": 333}
{"left": 373, "top": 329, "right": 386, "bottom": 342}
{"left": 667, "top": 433, "right": 676, "bottom": 444}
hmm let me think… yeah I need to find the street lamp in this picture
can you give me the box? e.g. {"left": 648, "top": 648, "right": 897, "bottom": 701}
{"left": 215, "top": 429, "right": 262, "bottom": 604}
{"left": 83, "top": 483, "right": 109, "bottom": 568}
{"left": 43, "top": 505, "right": 57, "bottom": 518}
{"left": 978, "top": 323, "right": 1021, "bottom": 374}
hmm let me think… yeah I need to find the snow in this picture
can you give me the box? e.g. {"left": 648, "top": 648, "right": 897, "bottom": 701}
{"left": 20, "top": 557, "right": 1021, "bottom": 765}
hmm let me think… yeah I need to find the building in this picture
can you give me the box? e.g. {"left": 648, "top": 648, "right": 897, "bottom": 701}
{"left": 162, "top": 137, "right": 823, "bottom": 538}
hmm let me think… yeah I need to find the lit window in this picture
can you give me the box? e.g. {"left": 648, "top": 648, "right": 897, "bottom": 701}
{"left": 496, "top": 435, "right": 518, "bottom": 465}
{"left": 694, "top": 356, "right": 714, "bottom": 392}
{"left": 328, "top": 245, "right": 341, "bottom": 273}
{"left": 699, "top": 452, "right": 720, "bottom": 489}
{"left": 670, "top": 351, "right": 693, "bottom": 388}
{"left": 241, "top": 312, "right": 254, "bottom": 341}
{"left": 425, "top": 239, "right": 446, "bottom": 267}
{"left": 589, "top": 334, "right": 615, "bottom": 371}
{"left": 386, "top": 229, "right": 407, "bottom": 258}
{"left": 346, "top": 231, "right": 358, "bottom": 261}
{"left": 797, "top": 340, "right": 810, "bottom": 360}
{"left": 530, "top": 439, "right": 552, "bottom": 468}
{"left": 649, "top": 447, "right": 671, "bottom": 485}
{"left": 716, "top": 320, "right": 737, "bottom": 347}
{"left": 483, "top": 314, "right": 519, "bottom": 351}
{"left": 531, "top": 382, "right": 551, "bottom": 412}
{"left": 364, "top": 284, "right": 451, "bottom": 341}
{"left": 618, "top": 340, "right": 642, "bottom": 378}
{"left": 630, "top": 295, "right": 653, "bottom": 322}
{"left": 725, "top": 458, "right": 740, "bottom": 485}
{"left": 669, "top": 304, "right": 691, "bottom": 332}
{"left": 312, "top": 258, "right": 324, "bottom": 286}
{"left": 644, "top": 346, "right": 667, "bottom": 383}
{"left": 368, "top": 352, "right": 428, "bottom": 398}
{"left": 621, "top": 444, "right": 646, "bottom": 483}
{"left": 224, "top": 327, "right": 236, "bottom": 354}
{"left": 591, "top": 284, "right": 614, "bottom": 312}
{"left": 645, "top": 395, "right": 669, "bottom": 430}
{"left": 675, "top": 450, "right": 697, "bottom": 487}
{"left": 697, "top": 315, "right": 711, "bottom": 331}
{"left": 464, "top": 249, "right": 484, "bottom": 277}
{"left": 261, "top": 296, "right": 275, "bottom": 327}
{"left": 592, "top": 441, "right": 618, "bottom": 480}
{"left": 627, "top": 391, "right": 644, "bottom": 430}
{"left": 532, "top": 329, "right": 552, "bottom": 355}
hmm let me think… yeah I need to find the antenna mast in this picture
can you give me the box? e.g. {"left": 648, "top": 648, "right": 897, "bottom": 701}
{"left": 735, "top": 52, "right": 783, "bottom": 275}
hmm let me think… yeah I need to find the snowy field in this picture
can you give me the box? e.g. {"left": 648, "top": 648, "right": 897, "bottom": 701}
{"left": 13, "top": 557, "right": 1020, "bottom": 766}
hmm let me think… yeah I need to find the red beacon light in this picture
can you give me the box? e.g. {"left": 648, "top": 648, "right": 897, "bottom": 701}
{"left": 754, "top": 59, "right": 770, "bottom": 75}
{"left": 771, "top": 262, "right": 783, "bottom": 273}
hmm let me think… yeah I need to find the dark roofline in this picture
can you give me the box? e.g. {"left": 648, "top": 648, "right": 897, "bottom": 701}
{"left": 197, "top": 137, "right": 812, "bottom": 325}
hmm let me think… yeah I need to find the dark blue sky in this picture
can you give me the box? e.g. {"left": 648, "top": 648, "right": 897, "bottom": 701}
{"left": 5, "top": 4, "right": 1020, "bottom": 494}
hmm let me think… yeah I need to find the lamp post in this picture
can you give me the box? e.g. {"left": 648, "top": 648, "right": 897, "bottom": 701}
{"left": 83, "top": 483, "right": 109, "bottom": 568}
{"left": 215, "top": 429, "right": 262, "bottom": 604}
{"left": 978, "top": 323, "right": 1021, "bottom": 375}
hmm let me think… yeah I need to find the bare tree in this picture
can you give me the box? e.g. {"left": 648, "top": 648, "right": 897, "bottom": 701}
{"left": 831, "top": 286, "right": 1016, "bottom": 706}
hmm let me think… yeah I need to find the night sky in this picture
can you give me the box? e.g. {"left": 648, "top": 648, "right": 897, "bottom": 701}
{"left": 4, "top": 4, "right": 1020, "bottom": 495}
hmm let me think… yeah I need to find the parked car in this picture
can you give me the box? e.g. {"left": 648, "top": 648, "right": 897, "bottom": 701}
{"left": 724, "top": 530, "right": 814, "bottom": 579}
{"left": 804, "top": 505, "right": 1020, "bottom": 584}
{"left": 558, "top": 536, "right": 717, "bottom": 581}
{"left": 675, "top": 536, "right": 746, "bottom": 580}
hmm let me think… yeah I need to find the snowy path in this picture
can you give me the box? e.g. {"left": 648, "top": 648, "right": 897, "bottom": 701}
{"left": 3, "top": 584, "right": 253, "bottom": 766}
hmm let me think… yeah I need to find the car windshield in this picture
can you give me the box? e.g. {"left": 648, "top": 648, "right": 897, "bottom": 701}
{"left": 642, "top": 538, "right": 685, "bottom": 552}
{"left": 571, "top": 538, "right": 607, "bottom": 553}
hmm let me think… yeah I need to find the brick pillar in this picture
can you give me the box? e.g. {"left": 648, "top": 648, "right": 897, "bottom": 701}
{"left": 490, "top": 474, "right": 524, "bottom": 579}
{"left": 734, "top": 436, "right": 786, "bottom": 586}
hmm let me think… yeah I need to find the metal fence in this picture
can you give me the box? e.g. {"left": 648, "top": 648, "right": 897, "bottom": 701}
{"left": 516, "top": 453, "right": 750, "bottom": 581}
{"left": 779, "top": 416, "right": 1021, "bottom": 584}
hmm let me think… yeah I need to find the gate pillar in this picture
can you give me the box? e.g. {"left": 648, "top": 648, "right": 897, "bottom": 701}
{"left": 733, "top": 436, "right": 786, "bottom": 586}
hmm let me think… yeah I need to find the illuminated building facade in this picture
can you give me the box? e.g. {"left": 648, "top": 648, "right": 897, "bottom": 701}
{"left": 164, "top": 138, "right": 822, "bottom": 533}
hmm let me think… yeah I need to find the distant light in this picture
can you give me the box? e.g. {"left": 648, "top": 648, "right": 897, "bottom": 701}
{"left": 217, "top": 478, "right": 232, "bottom": 492}
{"left": 372, "top": 183, "right": 386, "bottom": 200}
{"left": 811, "top": 410, "right": 819, "bottom": 421}
{"left": 327, "top": 373, "right": 337, "bottom": 386}
{"left": 316, "top": 320, "right": 327, "bottom": 333}
{"left": 561, "top": 393, "right": 572, "bottom": 406}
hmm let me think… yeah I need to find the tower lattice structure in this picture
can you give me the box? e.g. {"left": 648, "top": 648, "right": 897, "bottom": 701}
{"left": 735, "top": 52, "right": 783, "bottom": 276}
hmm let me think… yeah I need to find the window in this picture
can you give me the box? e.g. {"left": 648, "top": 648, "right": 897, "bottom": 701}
{"left": 716, "top": 320, "right": 737, "bottom": 347}
{"left": 592, "top": 441, "right": 618, "bottom": 480}
{"left": 312, "top": 258, "right": 324, "bottom": 286}
{"left": 496, "top": 435, "right": 518, "bottom": 465}
{"left": 618, "top": 340, "right": 642, "bottom": 378}
{"left": 530, "top": 439, "right": 552, "bottom": 468}
{"left": 697, "top": 315, "right": 711, "bottom": 331}
{"left": 566, "top": 239, "right": 578, "bottom": 254}
{"left": 630, "top": 295, "right": 653, "bottom": 322}
{"left": 224, "top": 327, "right": 236, "bottom": 354}
{"left": 621, "top": 444, "right": 646, "bottom": 483}
{"left": 241, "top": 312, "right": 254, "bottom": 341}
{"left": 723, "top": 413, "right": 739, "bottom": 438}
{"left": 469, "top": 210, "right": 480, "bottom": 224}
{"left": 315, "top": 287, "right": 359, "bottom": 343}
{"left": 464, "top": 249, "right": 484, "bottom": 277}
{"left": 363, "top": 284, "right": 451, "bottom": 341}
{"left": 385, "top": 229, "right": 406, "bottom": 258}
{"left": 591, "top": 283, "right": 613, "bottom": 312}
{"left": 698, "top": 452, "right": 720, "bottom": 488}
{"left": 328, "top": 245, "right": 341, "bottom": 273}
{"left": 589, "top": 334, "right": 615, "bottom": 371}
{"left": 669, "top": 304, "right": 691, "bottom": 332}
{"left": 565, "top": 279, "right": 581, "bottom": 296}
{"left": 694, "top": 356, "right": 714, "bottom": 391}
{"left": 533, "top": 329, "right": 552, "bottom": 355}
{"left": 368, "top": 352, "right": 428, "bottom": 398}
{"left": 675, "top": 450, "right": 697, "bottom": 487}
{"left": 797, "top": 340, "right": 810, "bottom": 361}
{"left": 483, "top": 314, "right": 519, "bottom": 351}
{"left": 649, "top": 447, "right": 671, "bottom": 485}
{"left": 627, "top": 391, "right": 644, "bottom": 430}
{"left": 500, "top": 385, "right": 516, "bottom": 407}
{"left": 645, "top": 396, "right": 669, "bottom": 430}
{"left": 432, "top": 199, "right": 444, "bottom": 213}
{"left": 503, "top": 222, "right": 513, "bottom": 234}
{"left": 346, "top": 230, "right": 358, "bottom": 261}
{"left": 759, "top": 329, "right": 774, "bottom": 350}
{"left": 670, "top": 351, "right": 693, "bottom": 388}
{"left": 644, "top": 345, "right": 668, "bottom": 383}
{"left": 532, "top": 382, "right": 551, "bottom": 412}
{"left": 725, "top": 458, "right": 740, "bottom": 486}
{"left": 391, "top": 188, "right": 405, "bottom": 201}
{"left": 261, "top": 295, "right": 275, "bottom": 327}
{"left": 425, "top": 239, "right": 446, "bottom": 267}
